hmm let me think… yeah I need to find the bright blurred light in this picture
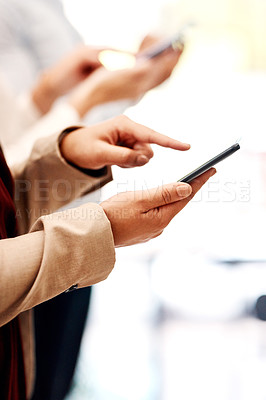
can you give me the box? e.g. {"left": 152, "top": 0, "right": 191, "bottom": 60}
{"left": 98, "top": 50, "right": 136, "bottom": 70}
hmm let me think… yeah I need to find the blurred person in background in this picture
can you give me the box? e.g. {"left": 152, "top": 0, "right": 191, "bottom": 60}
{"left": 0, "top": 0, "right": 178, "bottom": 128}
{"left": 0, "top": 113, "right": 215, "bottom": 400}
{"left": 2, "top": 40, "right": 181, "bottom": 163}
{"left": 0, "top": 45, "right": 102, "bottom": 153}
{"left": 0, "top": 0, "right": 82, "bottom": 93}
{"left": 0, "top": 1, "right": 185, "bottom": 399}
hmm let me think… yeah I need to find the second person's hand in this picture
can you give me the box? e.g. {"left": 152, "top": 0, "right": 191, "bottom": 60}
{"left": 68, "top": 35, "right": 183, "bottom": 118}
{"left": 32, "top": 45, "right": 105, "bottom": 114}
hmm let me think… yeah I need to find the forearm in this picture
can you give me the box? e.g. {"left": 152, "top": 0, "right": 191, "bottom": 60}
{"left": 0, "top": 202, "right": 115, "bottom": 327}
{"left": 4, "top": 102, "right": 81, "bottom": 166}
{"left": 0, "top": 75, "right": 41, "bottom": 148}
{"left": 11, "top": 130, "right": 112, "bottom": 232}
{"left": 31, "top": 72, "right": 59, "bottom": 115}
{"left": 67, "top": 80, "right": 103, "bottom": 118}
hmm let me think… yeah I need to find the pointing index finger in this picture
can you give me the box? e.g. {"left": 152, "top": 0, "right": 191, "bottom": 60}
{"left": 119, "top": 117, "right": 190, "bottom": 151}
{"left": 147, "top": 130, "right": 190, "bottom": 151}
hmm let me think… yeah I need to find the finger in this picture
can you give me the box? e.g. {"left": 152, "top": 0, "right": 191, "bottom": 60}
{"left": 156, "top": 48, "right": 183, "bottom": 68}
{"left": 101, "top": 143, "right": 151, "bottom": 167}
{"left": 73, "top": 46, "right": 102, "bottom": 66}
{"left": 133, "top": 143, "right": 154, "bottom": 159}
{"left": 189, "top": 168, "right": 217, "bottom": 196}
{"left": 133, "top": 182, "right": 193, "bottom": 211}
{"left": 81, "top": 62, "right": 102, "bottom": 75}
{"left": 96, "top": 46, "right": 133, "bottom": 54}
{"left": 117, "top": 116, "right": 190, "bottom": 151}
{"left": 161, "top": 41, "right": 184, "bottom": 58}
{"left": 138, "top": 35, "right": 161, "bottom": 52}
{"left": 137, "top": 38, "right": 183, "bottom": 62}
{"left": 148, "top": 51, "right": 183, "bottom": 85}
{"left": 159, "top": 168, "right": 216, "bottom": 222}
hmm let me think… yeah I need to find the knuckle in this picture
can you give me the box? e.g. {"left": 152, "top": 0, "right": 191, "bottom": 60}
{"left": 114, "top": 115, "right": 129, "bottom": 129}
{"left": 136, "top": 194, "right": 147, "bottom": 209}
{"left": 191, "top": 177, "right": 201, "bottom": 187}
{"left": 146, "top": 208, "right": 165, "bottom": 230}
{"left": 142, "top": 144, "right": 153, "bottom": 159}
{"left": 147, "top": 147, "right": 154, "bottom": 159}
{"left": 118, "top": 114, "right": 129, "bottom": 123}
{"left": 121, "top": 151, "right": 131, "bottom": 165}
{"left": 161, "top": 187, "right": 172, "bottom": 205}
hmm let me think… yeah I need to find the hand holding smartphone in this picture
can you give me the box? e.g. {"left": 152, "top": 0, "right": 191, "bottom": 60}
{"left": 178, "top": 143, "right": 240, "bottom": 183}
{"left": 137, "top": 22, "right": 195, "bottom": 60}
{"left": 98, "top": 22, "right": 194, "bottom": 71}
{"left": 137, "top": 33, "right": 184, "bottom": 60}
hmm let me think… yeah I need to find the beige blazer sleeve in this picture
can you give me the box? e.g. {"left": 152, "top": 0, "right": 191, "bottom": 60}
{"left": 12, "top": 129, "right": 112, "bottom": 233}
{"left": 0, "top": 131, "right": 115, "bottom": 327}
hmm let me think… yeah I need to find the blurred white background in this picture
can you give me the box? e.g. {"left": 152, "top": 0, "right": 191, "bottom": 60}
{"left": 62, "top": 1, "right": 266, "bottom": 399}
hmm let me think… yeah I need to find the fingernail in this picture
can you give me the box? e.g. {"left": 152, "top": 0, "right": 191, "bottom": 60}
{"left": 136, "top": 155, "right": 149, "bottom": 166}
{"left": 176, "top": 183, "right": 192, "bottom": 197}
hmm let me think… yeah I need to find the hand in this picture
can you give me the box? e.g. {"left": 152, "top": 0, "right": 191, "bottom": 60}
{"left": 137, "top": 34, "right": 161, "bottom": 52}
{"left": 60, "top": 115, "right": 190, "bottom": 169}
{"left": 32, "top": 45, "right": 103, "bottom": 114}
{"left": 68, "top": 63, "right": 154, "bottom": 117}
{"left": 101, "top": 168, "right": 216, "bottom": 247}
{"left": 136, "top": 34, "right": 184, "bottom": 89}
{"left": 44, "top": 45, "right": 104, "bottom": 94}
{"left": 68, "top": 36, "right": 183, "bottom": 118}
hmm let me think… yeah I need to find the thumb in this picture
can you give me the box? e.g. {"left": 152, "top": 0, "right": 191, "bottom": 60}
{"left": 103, "top": 144, "right": 150, "bottom": 167}
{"left": 137, "top": 182, "right": 192, "bottom": 211}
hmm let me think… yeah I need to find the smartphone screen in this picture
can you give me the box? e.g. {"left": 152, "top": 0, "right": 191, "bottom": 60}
{"left": 178, "top": 143, "right": 240, "bottom": 183}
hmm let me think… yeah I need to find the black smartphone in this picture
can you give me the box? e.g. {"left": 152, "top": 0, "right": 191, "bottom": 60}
{"left": 178, "top": 143, "right": 240, "bottom": 183}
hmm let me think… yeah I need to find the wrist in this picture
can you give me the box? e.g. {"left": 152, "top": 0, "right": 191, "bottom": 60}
{"left": 31, "top": 71, "right": 59, "bottom": 115}
{"left": 59, "top": 126, "right": 81, "bottom": 165}
{"left": 59, "top": 126, "right": 108, "bottom": 176}
{"left": 68, "top": 83, "right": 103, "bottom": 118}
